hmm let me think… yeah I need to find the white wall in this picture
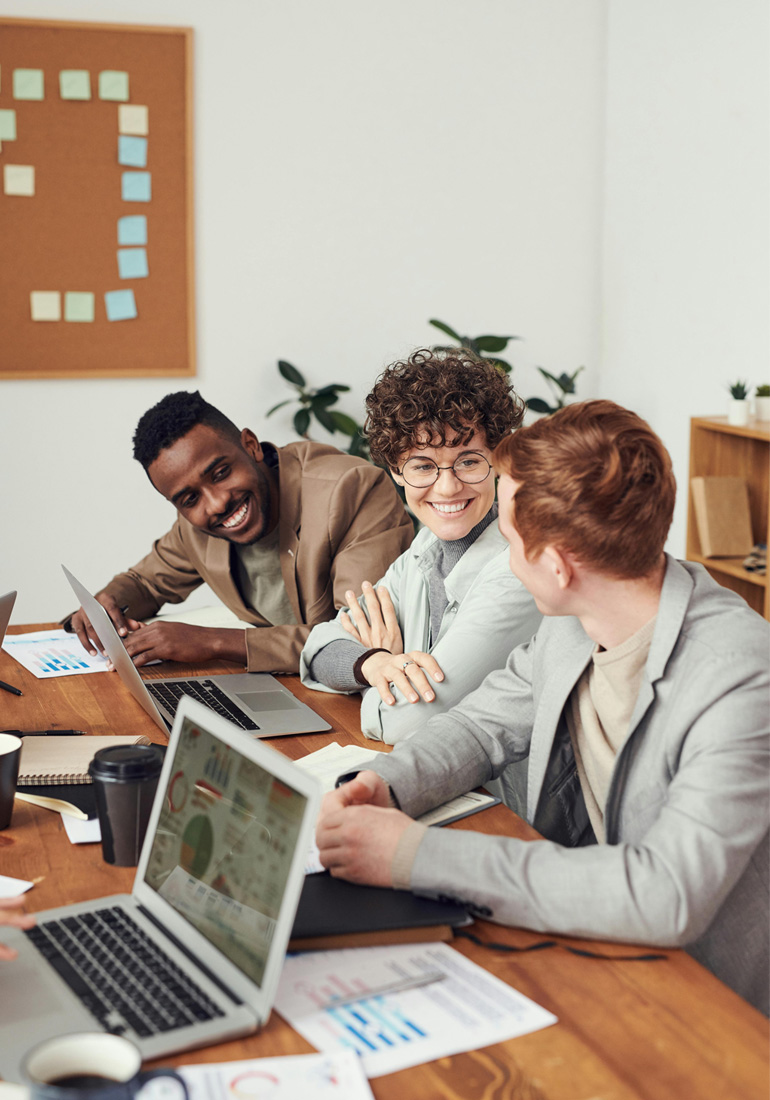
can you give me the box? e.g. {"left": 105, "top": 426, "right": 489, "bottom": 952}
{"left": 601, "top": 0, "right": 769, "bottom": 555}
{"left": 1, "top": 0, "right": 607, "bottom": 623}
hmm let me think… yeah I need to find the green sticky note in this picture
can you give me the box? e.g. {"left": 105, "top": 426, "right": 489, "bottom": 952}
{"left": 99, "top": 70, "right": 129, "bottom": 102}
{"left": 60, "top": 70, "right": 91, "bottom": 101}
{"left": 13, "top": 69, "right": 44, "bottom": 100}
{"left": 64, "top": 292, "right": 95, "bottom": 323}
{"left": 0, "top": 110, "right": 16, "bottom": 141}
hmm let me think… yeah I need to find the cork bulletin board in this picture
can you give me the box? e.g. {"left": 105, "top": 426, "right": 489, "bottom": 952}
{"left": 0, "top": 18, "right": 194, "bottom": 379}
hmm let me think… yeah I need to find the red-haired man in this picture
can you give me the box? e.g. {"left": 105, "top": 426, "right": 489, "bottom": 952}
{"left": 317, "top": 400, "right": 769, "bottom": 1014}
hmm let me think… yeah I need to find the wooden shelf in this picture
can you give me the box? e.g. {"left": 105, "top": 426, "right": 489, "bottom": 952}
{"left": 687, "top": 415, "right": 769, "bottom": 620}
{"left": 687, "top": 554, "right": 766, "bottom": 587}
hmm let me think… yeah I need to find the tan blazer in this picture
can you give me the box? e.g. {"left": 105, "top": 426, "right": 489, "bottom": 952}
{"left": 79, "top": 441, "right": 413, "bottom": 674}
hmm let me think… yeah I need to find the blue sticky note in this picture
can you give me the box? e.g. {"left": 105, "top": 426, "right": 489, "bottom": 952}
{"left": 117, "top": 215, "right": 147, "bottom": 246}
{"left": 118, "top": 135, "right": 147, "bottom": 168}
{"left": 117, "top": 248, "right": 149, "bottom": 279}
{"left": 121, "top": 171, "right": 151, "bottom": 202}
{"left": 104, "top": 289, "right": 137, "bottom": 322}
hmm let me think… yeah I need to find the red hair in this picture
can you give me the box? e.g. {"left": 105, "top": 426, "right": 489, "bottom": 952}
{"left": 494, "top": 400, "right": 676, "bottom": 578}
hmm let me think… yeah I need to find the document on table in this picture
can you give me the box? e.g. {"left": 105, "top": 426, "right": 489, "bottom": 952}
{"left": 2, "top": 629, "right": 109, "bottom": 678}
{"left": 279, "top": 944, "right": 444, "bottom": 1011}
{"left": 0, "top": 874, "right": 33, "bottom": 898}
{"left": 274, "top": 941, "right": 557, "bottom": 1079}
{"left": 297, "top": 743, "right": 499, "bottom": 874}
{"left": 175, "top": 1051, "right": 373, "bottom": 1100}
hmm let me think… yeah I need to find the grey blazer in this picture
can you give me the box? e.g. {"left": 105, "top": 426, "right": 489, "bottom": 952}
{"left": 372, "top": 557, "right": 770, "bottom": 1013}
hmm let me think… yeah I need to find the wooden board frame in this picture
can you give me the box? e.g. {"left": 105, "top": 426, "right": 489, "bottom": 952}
{"left": 0, "top": 17, "right": 194, "bottom": 379}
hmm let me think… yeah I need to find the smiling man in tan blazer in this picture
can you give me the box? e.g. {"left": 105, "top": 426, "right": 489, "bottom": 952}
{"left": 65, "top": 390, "right": 413, "bottom": 673}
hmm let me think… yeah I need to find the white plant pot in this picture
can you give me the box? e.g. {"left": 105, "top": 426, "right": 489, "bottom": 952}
{"left": 728, "top": 399, "right": 750, "bottom": 426}
{"left": 755, "top": 396, "right": 770, "bottom": 420}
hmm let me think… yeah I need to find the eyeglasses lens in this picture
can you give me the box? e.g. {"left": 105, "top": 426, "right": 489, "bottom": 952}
{"left": 402, "top": 453, "right": 491, "bottom": 487}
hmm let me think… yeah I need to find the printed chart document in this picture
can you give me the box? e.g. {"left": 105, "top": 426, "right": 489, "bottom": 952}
{"left": 2, "top": 628, "right": 109, "bottom": 678}
{"left": 274, "top": 941, "right": 557, "bottom": 1078}
{"left": 177, "top": 1051, "right": 373, "bottom": 1100}
{"left": 279, "top": 944, "right": 444, "bottom": 1010}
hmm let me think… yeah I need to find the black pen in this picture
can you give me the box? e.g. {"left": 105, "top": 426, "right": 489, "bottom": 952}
{"left": 2, "top": 729, "right": 84, "bottom": 737}
{"left": 0, "top": 680, "right": 22, "bottom": 697}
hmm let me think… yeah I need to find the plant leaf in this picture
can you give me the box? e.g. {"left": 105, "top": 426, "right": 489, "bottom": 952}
{"left": 526, "top": 397, "right": 555, "bottom": 414}
{"left": 315, "top": 383, "right": 351, "bottom": 396}
{"left": 428, "top": 318, "right": 462, "bottom": 341}
{"left": 266, "top": 399, "right": 293, "bottom": 416}
{"left": 474, "top": 335, "right": 518, "bottom": 353}
{"left": 278, "top": 360, "right": 306, "bottom": 387}
{"left": 313, "top": 406, "right": 337, "bottom": 433}
{"left": 488, "top": 357, "right": 513, "bottom": 374}
{"left": 310, "top": 392, "right": 339, "bottom": 409}
{"left": 293, "top": 408, "right": 311, "bottom": 435}
{"left": 537, "top": 366, "right": 564, "bottom": 388}
{"left": 331, "top": 411, "right": 361, "bottom": 435}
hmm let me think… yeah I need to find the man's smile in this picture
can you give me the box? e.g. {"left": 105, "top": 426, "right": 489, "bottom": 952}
{"left": 216, "top": 496, "right": 251, "bottom": 531}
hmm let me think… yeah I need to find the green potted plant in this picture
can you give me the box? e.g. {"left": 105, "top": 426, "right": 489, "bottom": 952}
{"left": 727, "top": 380, "right": 750, "bottom": 426}
{"left": 755, "top": 384, "right": 770, "bottom": 421}
{"left": 266, "top": 360, "right": 370, "bottom": 458}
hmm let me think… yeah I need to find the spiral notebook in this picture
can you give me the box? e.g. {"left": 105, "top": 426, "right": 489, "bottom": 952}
{"left": 18, "top": 735, "right": 152, "bottom": 786}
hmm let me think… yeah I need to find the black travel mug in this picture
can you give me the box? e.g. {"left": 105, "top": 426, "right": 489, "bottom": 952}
{"left": 89, "top": 744, "right": 164, "bottom": 866}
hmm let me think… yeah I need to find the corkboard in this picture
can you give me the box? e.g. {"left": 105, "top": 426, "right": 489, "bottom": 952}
{"left": 0, "top": 18, "right": 194, "bottom": 379}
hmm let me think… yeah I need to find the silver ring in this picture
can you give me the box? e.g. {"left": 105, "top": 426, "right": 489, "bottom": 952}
{"left": 402, "top": 659, "right": 415, "bottom": 670}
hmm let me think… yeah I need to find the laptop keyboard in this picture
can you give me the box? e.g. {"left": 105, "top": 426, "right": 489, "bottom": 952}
{"left": 25, "top": 907, "right": 225, "bottom": 1038}
{"left": 147, "top": 679, "right": 260, "bottom": 730}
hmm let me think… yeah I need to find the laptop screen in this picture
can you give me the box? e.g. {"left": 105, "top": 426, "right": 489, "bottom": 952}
{"left": 143, "top": 714, "right": 308, "bottom": 987}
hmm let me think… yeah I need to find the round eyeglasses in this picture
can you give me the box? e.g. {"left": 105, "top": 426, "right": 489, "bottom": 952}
{"left": 396, "top": 452, "right": 493, "bottom": 488}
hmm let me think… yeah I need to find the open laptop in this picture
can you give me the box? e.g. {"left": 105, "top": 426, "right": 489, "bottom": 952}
{"left": 63, "top": 566, "right": 330, "bottom": 737}
{"left": 0, "top": 590, "right": 17, "bottom": 642}
{"left": 0, "top": 696, "right": 322, "bottom": 1081}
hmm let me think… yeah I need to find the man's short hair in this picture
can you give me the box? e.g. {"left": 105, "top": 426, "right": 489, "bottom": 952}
{"left": 494, "top": 399, "right": 676, "bottom": 578}
{"left": 364, "top": 348, "right": 524, "bottom": 469}
{"left": 133, "top": 390, "right": 242, "bottom": 471}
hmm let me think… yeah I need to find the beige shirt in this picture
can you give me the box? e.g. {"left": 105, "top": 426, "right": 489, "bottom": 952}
{"left": 234, "top": 527, "right": 297, "bottom": 627}
{"left": 566, "top": 616, "right": 657, "bottom": 842}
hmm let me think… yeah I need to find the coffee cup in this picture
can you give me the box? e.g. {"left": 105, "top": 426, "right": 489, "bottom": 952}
{"left": 89, "top": 744, "right": 164, "bottom": 867}
{"left": 17, "top": 1032, "right": 187, "bottom": 1100}
{"left": 0, "top": 732, "right": 22, "bottom": 830}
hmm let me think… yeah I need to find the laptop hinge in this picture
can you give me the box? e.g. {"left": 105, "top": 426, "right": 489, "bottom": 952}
{"left": 137, "top": 904, "right": 243, "bottom": 1005}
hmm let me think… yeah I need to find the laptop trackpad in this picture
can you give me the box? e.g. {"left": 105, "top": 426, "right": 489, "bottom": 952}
{"left": 235, "top": 689, "right": 301, "bottom": 713}
{"left": 0, "top": 957, "right": 70, "bottom": 1023}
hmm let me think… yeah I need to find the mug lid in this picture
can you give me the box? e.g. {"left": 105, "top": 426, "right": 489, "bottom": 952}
{"left": 89, "top": 743, "right": 164, "bottom": 781}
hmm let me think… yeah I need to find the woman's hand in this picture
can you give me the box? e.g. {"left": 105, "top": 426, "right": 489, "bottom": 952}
{"left": 341, "top": 582, "right": 404, "bottom": 654}
{"left": 360, "top": 649, "right": 444, "bottom": 706}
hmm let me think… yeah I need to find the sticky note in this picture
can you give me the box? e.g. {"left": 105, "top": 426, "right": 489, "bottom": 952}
{"left": 30, "top": 292, "right": 61, "bottom": 321}
{"left": 0, "top": 110, "right": 17, "bottom": 141}
{"left": 105, "top": 289, "right": 137, "bottom": 321}
{"left": 118, "top": 135, "right": 147, "bottom": 168}
{"left": 59, "top": 70, "right": 91, "bottom": 100}
{"left": 64, "top": 292, "right": 95, "bottom": 322}
{"left": 118, "top": 215, "right": 147, "bottom": 246}
{"left": 4, "top": 164, "right": 35, "bottom": 196}
{"left": 117, "top": 248, "right": 149, "bottom": 279}
{"left": 121, "top": 171, "right": 151, "bottom": 202}
{"left": 13, "top": 69, "right": 44, "bottom": 101}
{"left": 98, "top": 70, "right": 129, "bottom": 102}
{"left": 118, "top": 104, "right": 148, "bottom": 136}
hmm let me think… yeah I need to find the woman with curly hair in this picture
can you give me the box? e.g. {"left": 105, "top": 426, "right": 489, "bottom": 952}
{"left": 300, "top": 348, "right": 541, "bottom": 746}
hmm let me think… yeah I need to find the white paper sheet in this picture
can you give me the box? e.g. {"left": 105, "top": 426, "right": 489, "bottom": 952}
{"left": 278, "top": 944, "right": 444, "bottom": 1011}
{"left": 174, "top": 1051, "right": 373, "bottom": 1100}
{"left": 0, "top": 874, "right": 33, "bottom": 898}
{"left": 62, "top": 814, "right": 102, "bottom": 844}
{"left": 2, "top": 629, "right": 109, "bottom": 678}
{"left": 274, "top": 942, "right": 557, "bottom": 1079}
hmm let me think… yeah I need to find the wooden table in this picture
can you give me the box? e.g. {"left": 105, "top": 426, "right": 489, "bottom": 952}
{"left": 1, "top": 627, "right": 767, "bottom": 1099}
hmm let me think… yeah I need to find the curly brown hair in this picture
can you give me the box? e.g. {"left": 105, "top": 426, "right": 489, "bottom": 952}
{"left": 364, "top": 348, "right": 524, "bottom": 468}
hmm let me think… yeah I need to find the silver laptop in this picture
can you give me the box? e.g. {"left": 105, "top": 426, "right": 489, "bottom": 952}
{"left": 0, "top": 696, "right": 321, "bottom": 1081}
{"left": 0, "top": 590, "right": 17, "bottom": 641}
{"left": 63, "top": 566, "right": 330, "bottom": 737}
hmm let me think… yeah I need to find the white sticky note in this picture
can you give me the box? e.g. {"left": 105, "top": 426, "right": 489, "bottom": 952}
{"left": 62, "top": 815, "right": 101, "bottom": 844}
{"left": 118, "top": 103, "right": 148, "bottom": 135}
{"left": 4, "top": 164, "right": 35, "bottom": 196}
{"left": 30, "top": 291, "right": 61, "bottom": 321}
{"left": 0, "top": 874, "right": 33, "bottom": 899}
